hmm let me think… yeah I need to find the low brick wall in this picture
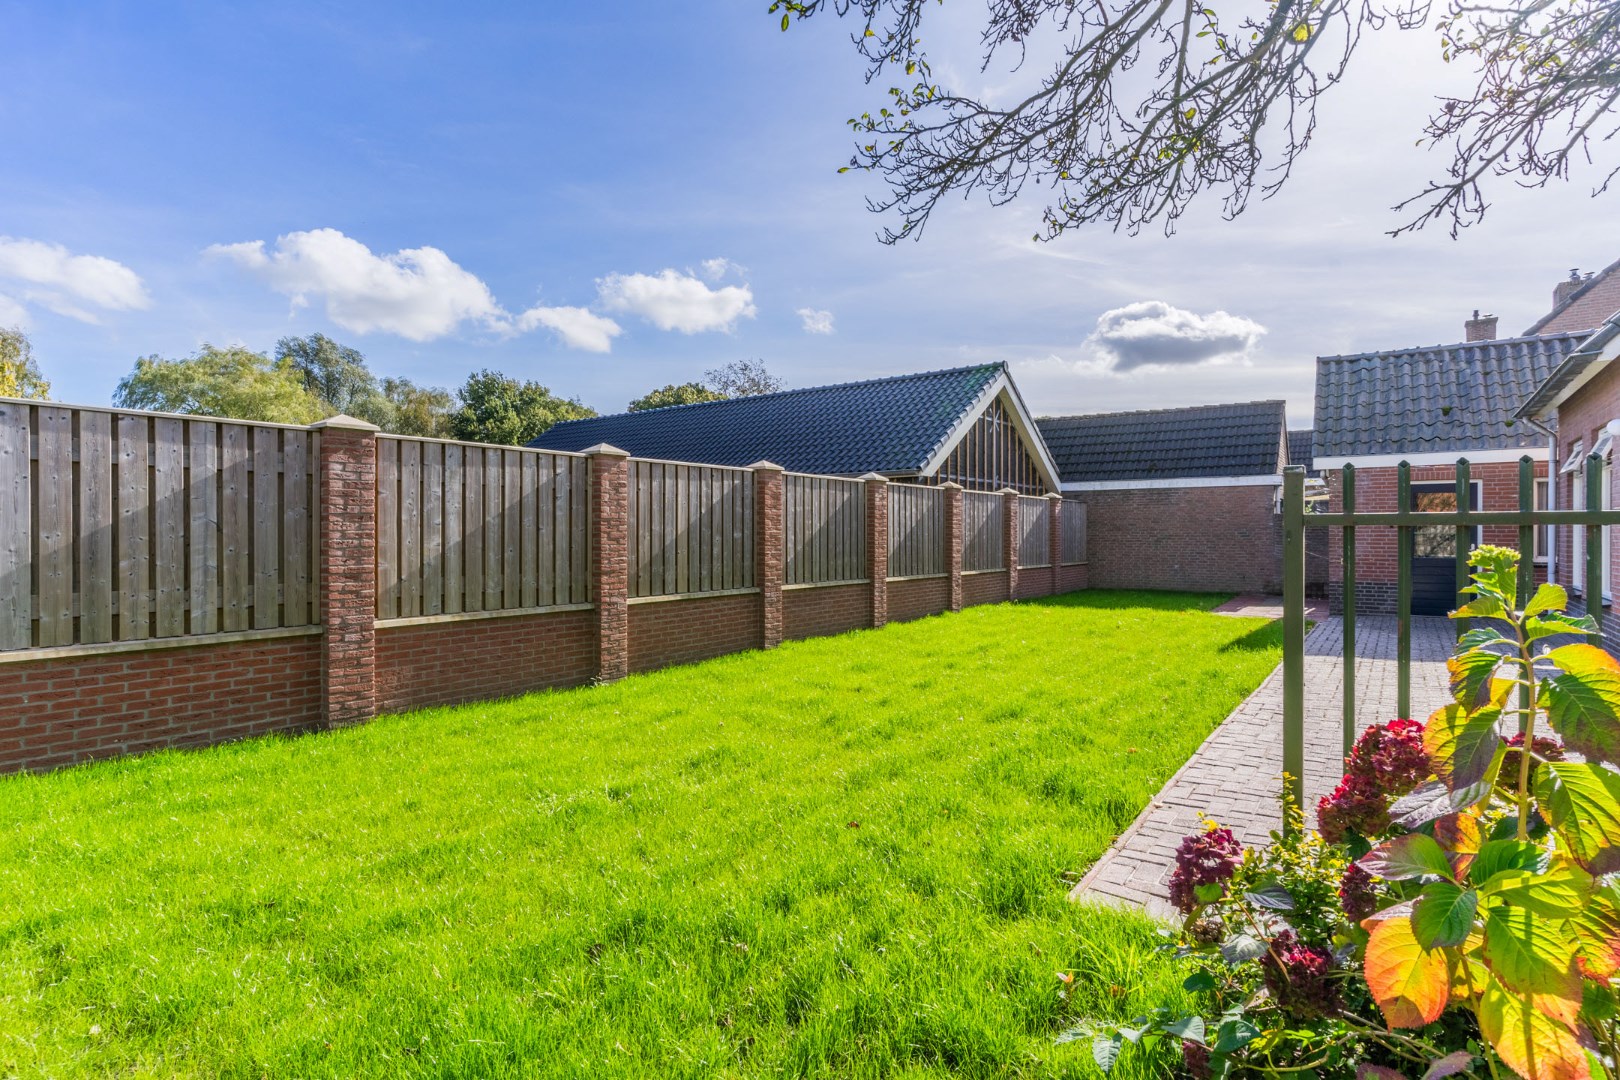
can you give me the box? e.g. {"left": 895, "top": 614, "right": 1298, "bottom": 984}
{"left": 783, "top": 583, "right": 870, "bottom": 641}
{"left": 963, "top": 570, "right": 1010, "bottom": 606}
{"left": 1059, "top": 564, "right": 1088, "bottom": 593}
{"left": 1015, "top": 565, "right": 1061, "bottom": 600}
{"left": 375, "top": 610, "right": 596, "bottom": 713}
{"left": 888, "top": 576, "right": 951, "bottom": 623}
{"left": 1068, "top": 485, "right": 1283, "bottom": 594}
{"left": 0, "top": 633, "right": 323, "bottom": 773}
{"left": 628, "top": 593, "right": 763, "bottom": 674}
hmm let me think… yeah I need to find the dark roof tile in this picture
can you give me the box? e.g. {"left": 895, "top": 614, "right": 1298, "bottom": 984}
{"left": 1037, "top": 400, "right": 1287, "bottom": 482}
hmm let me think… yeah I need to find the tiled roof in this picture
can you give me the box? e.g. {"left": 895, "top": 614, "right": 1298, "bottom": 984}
{"left": 1518, "top": 315, "right": 1620, "bottom": 420}
{"left": 531, "top": 363, "right": 1007, "bottom": 476}
{"left": 1525, "top": 257, "right": 1620, "bottom": 336}
{"left": 1314, "top": 333, "right": 1586, "bottom": 459}
{"left": 1287, "top": 430, "right": 1316, "bottom": 476}
{"left": 1036, "top": 400, "right": 1287, "bottom": 482}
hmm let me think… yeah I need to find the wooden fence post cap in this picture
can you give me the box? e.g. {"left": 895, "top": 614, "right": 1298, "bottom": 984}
{"left": 581, "top": 443, "right": 630, "bottom": 458}
{"left": 859, "top": 472, "right": 888, "bottom": 483}
{"left": 310, "top": 413, "right": 381, "bottom": 432}
{"left": 748, "top": 460, "right": 784, "bottom": 472}
{"left": 939, "top": 481, "right": 963, "bottom": 491}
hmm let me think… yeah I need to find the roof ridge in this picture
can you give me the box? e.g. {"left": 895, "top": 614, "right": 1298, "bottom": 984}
{"left": 1524, "top": 255, "right": 1620, "bottom": 336}
{"left": 547, "top": 362, "right": 1007, "bottom": 428}
{"left": 1316, "top": 330, "right": 1587, "bottom": 364}
{"left": 1038, "top": 399, "right": 1285, "bottom": 424}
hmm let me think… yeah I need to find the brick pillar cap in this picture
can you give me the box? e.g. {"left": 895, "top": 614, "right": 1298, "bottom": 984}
{"left": 860, "top": 472, "right": 889, "bottom": 483}
{"left": 582, "top": 442, "right": 631, "bottom": 457}
{"left": 310, "top": 413, "right": 381, "bottom": 432}
{"left": 998, "top": 487, "right": 1020, "bottom": 495}
{"left": 748, "top": 460, "right": 784, "bottom": 471}
{"left": 939, "top": 481, "right": 963, "bottom": 490}
{"left": 1045, "top": 491, "right": 1063, "bottom": 500}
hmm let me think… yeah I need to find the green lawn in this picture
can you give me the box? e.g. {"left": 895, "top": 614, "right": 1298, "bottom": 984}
{"left": 0, "top": 591, "right": 1281, "bottom": 1079}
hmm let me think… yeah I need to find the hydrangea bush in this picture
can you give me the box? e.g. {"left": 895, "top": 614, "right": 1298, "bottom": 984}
{"left": 1067, "top": 547, "right": 1620, "bottom": 1080}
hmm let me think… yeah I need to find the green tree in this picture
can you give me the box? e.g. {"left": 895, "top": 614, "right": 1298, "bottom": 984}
{"left": 449, "top": 369, "right": 595, "bottom": 446}
{"left": 704, "top": 360, "right": 782, "bottom": 397}
{"left": 114, "top": 346, "right": 327, "bottom": 423}
{"left": 628, "top": 382, "right": 727, "bottom": 412}
{"left": 0, "top": 328, "right": 49, "bottom": 400}
{"left": 382, "top": 377, "right": 454, "bottom": 438}
{"left": 276, "top": 333, "right": 390, "bottom": 425}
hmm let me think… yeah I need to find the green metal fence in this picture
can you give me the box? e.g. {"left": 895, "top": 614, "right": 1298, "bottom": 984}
{"left": 1279, "top": 455, "right": 1620, "bottom": 825}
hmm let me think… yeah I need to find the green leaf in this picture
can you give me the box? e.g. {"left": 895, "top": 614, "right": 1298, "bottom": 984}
{"left": 1477, "top": 861, "right": 1593, "bottom": 919}
{"left": 1459, "top": 626, "right": 1513, "bottom": 652}
{"left": 1359, "top": 833, "right": 1455, "bottom": 882}
{"left": 1425, "top": 702, "right": 1505, "bottom": 791}
{"left": 1243, "top": 885, "right": 1295, "bottom": 911}
{"left": 1542, "top": 667, "right": 1620, "bottom": 767}
{"left": 1412, "top": 883, "right": 1478, "bottom": 948}
{"left": 1523, "top": 582, "right": 1569, "bottom": 619}
{"left": 1163, "top": 1015, "right": 1206, "bottom": 1043}
{"left": 1536, "top": 762, "right": 1620, "bottom": 870}
{"left": 1477, "top": 977, "right": 1586, "bottom": 1080}
{"left": 1093, "top": 1032, "right": 1123, "bottom": 1073}
{"left": 1194, "top": 881, "right": 1224, "bottom": 904}
{"left": 1469, "top": 840, "right": 1545, "bottom": 884}
{"left": 1453, "top": 595, "right": 1507, "bottom": 621}
{"left": 1391, "top": 779, "right": 1494, "bottom": 829}
{"left": 1448, "top": 650, "right": 1503, "bottom": 711}
{"left": 1210, "top": 1017, "right": 1260, "bottom": 1054}
{"left": 780, "top": 12, "right": 790, "bottom": 30}
{"left": 1219, "top": 932, "right": 1266, "bottom": 964}
{"left": 1420, "top": 1051, "right": 1477, "bottom": 1080}
{"left": 1182, "top": 970, "right": 1216, "bottom": 993}
{"left": 1481, "top": 907, "right": 1580, "bottom": 997}
{"left": 1526, "top": 612, "right": 1598, "bottom": 642}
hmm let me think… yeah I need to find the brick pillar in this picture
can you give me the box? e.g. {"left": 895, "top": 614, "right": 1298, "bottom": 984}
{"left": 587, "top": 443, "right": 630, "bottom": 682}
{"left": 1047, "top": 492, "right": 1064, "bottom": 595}
{"left": 752, "top": 461, "right": 785, "bottom": 648}
{"left": 863, "top": 473, "right": 889, "bottom": 627}
{"left": 313, "top": 414, "right": 381, "bottom": 728}
{"left": 942, "top": 482, "right": 963, "bottom": 612}
{"left": 1002, "top": 488, "right": 1021, "bottom": 599}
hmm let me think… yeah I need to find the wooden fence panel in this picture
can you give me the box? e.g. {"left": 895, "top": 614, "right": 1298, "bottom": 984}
{"left": 1019, "top": 496, "right": 1051, "bottom": 568}
{"left": 627, "top": 460, "right": 755, "bottom": 598}
{"left": 0, "top": 401, "right": 319, "bottom": 652}
{"left": 1061, "top": 500, "right": 1087, "bottom": 565}
{"left": 962, "top": 490, "right": 1004, "bottom": 572}
{"left": 888, "top": 484, "right": 945, "bottom": 578}
{"left": 784, "top": 473, "right": 865, "bottom": 584}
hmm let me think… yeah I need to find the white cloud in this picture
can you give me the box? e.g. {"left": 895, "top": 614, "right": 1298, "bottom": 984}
{"left": 0, "top": 294, "right": 29, "bottom": 327}
{"left": 205, "top": 228, "right": 504, "bottom": 342}
{"left": 700, "top": 257, "right": 743, "bottom": 282}
{"left": 1085, "top": 300, "right": 1265, "bottom": 371}
{"left": 797, "top": 307, "right": 835, "bottom": 334}
{"left": 597, "top": 269, "right": 756, "bottom": 334}
{"left": 515, "top": 304, "right": 623, "bottom": 353}
{"left": 0, "top": 237, "right": 149, "bottom": 324}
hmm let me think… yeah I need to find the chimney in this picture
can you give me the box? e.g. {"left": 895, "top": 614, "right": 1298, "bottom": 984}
{"left": 1554, "top": 268, "right": 1585, "bottom": 307}
{"left": 1465, "top": 309, "right": 1498, "bottom": 342}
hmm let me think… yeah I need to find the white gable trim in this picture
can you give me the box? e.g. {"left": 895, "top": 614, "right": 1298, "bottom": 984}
{"left": 1314, "top": 447, "right": 1550, "bottom": 470}
{"left": 918, "top": 370, "right": 1063, "bottom": 492}
{"left": 1061, "top": 475, "right": 1282, "bottom": 492}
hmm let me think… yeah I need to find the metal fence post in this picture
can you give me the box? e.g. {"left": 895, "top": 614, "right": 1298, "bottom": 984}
{"left": 1454, "top": 458, "right": 1472, "bottom": 642}
{"left": 1341, "top": 464, "right": 1356, "bottom": 760}
{"left": 1397, "top": 461, "right": 1412, "bottom": 720}
{"left": 1588, "top": 454, "right": 1604, "bottom": 620}
{"left": 1282, "top": 466, "right": 1306, "bottom": 830}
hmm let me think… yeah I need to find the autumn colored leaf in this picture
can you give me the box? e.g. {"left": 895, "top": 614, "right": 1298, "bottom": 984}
{"left": 1360, "top": 833, "right": 1455, "bottom": 882}
{"left": 1479, "top": 860, "right": 1594, "bottom": 919}
{"left": 1570, "top": 887, "right": 1620, "bottom": 980}
{"left": 1481, "top": 907, "right": 1580, "bottom": 998}
{"left": 1426, "top": 702, "right": 1505, "bottom": 791}
{"left": 1434, "top": 811, "right": 1482, "bottom": 879}
{"left": 1537, "top": 762, "right": 1620, "bottom": 871}
{"left": 1364, "top": 914, "right": 1451, "bottom": 1028}
{"left": 1543, "top": 645, "right": 1620, "bottom": 766}
{"left": 1477, "top": 978, "right": 1589, "bottom": 1080}
{"left": 1448, "top": 649, "right": 1502, "bottom": 712}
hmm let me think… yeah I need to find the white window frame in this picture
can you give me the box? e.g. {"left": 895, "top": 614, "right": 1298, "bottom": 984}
{"left": 1533, "top": 477, "right": 1550, "bottom": 564}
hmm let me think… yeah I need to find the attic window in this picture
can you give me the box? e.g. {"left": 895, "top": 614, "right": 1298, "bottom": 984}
{"left": 1594, "top": 429, "right": 1617, "bottom": 463}
{"left": 1561, "top": 441, "right": 1586, "bottom": 474}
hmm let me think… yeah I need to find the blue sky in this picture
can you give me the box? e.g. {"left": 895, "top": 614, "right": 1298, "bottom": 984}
{"left": 3, "top": 1, "right": 1616, "bottom": 426}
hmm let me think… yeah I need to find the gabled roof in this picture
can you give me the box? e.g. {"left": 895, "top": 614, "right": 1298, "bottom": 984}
{"left": 1525, "top": 257, "right": 1620, "bottom": 336}
{"left": 1036, "top": 400, "right": 1287, "bottom": 483}
{"left": 531, "top": 363, "right": 1060, "bottom": 487}
{"left": 1287, "top": 430, "right": 1317, "bottom": 476}
{"left": 1517, "top": 314, "right": 1620, "bottom": 420}
{"left": 1314, "top": 332, "right": 1586, "bottom": 462}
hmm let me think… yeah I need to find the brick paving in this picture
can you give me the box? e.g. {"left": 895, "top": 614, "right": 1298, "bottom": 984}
{"left": 1210, "top": 593, "right": 1328, "bottom": 621}
{"left": 1070, "top": 616, "right": 1455, "bottom": 919}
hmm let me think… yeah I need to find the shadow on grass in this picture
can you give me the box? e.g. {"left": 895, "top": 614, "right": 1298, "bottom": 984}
{"left": 1021, "top": 589, "right": 1235, "bottom": 614}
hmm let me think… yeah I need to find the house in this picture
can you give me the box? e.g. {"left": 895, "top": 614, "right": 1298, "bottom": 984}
{"left": 1524, "top": 260, "right": 1620, "bottom": 337}
{"left": 1314, "top": 324, "right": 1588, "bottom": 615}
{"left": 1516, "top": 312, "right": 1620, "bottom": 634}
{"left": 1037, "top": 400, "right": 1288, "bottom": 594}
{"left": 531, "top": 362, "right": 1062, "bottom": 494}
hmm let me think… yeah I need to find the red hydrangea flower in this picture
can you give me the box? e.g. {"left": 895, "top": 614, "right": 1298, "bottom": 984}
{"left": 1338, "top": 861, "right": 1378, "bottom": 923}
{"left": 1499, "top": 732, "right": 1565, "bottom": 791}
{"left": 1316, "top": 719, "right": 1430, "bottom": 843}
{"left": 1261, "top": 929, "right": 1342, "bottom": 1016}
{"left": 1181, "top": 1038, "right": 1211, "bottom": 1079}
{"left": 1167, "top": 824, "right": 1243, "bottom": 915}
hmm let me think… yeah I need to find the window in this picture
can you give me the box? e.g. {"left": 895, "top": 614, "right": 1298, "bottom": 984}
{"left": 1534, "top": 477, "right": 1550, "bottom": 563}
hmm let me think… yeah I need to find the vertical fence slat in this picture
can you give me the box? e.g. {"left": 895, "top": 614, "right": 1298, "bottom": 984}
{"left": 1341, "top": 464, "right": 1357, "bottom": 759}
{"left": 552, "top": 457, "right": 569, "bottom": 605}
{"left": 1454, "top": 458, "right": 1471, "bottom": 642}
{"left": 252, "top": 427, "right": 280, "bottom": 629}
{"left": 221, "top": 424, "right": 251, "bottom": 632}
{"left": 1587, "top": 453, "right": 1605, "bottom": 614}
{"left": 117, "top": 414, "right": 150, "bottom": 640}
{"left": 0, "top": 404, "right": 32, "bottom": 648}
{"left": 399, "top": 438, "right": 422, "bottom": 618}
{"left": 423, "top": 442, "right": 445, "bottom": 617}
{"left": 1396, "top": 460, "right": 1412, "bottom": 721}
{"left": 152, "top": 418, "right": 186, "bottom": 637}
{"left": 444, "top": 444, "right": 464, "bottom": 614}
{"left": 283, "top": 429, "right": 310, "bottom": 627}
{"left": 571, "top": 457, "right": 588, "bottom": 604}
{"left": 521, "top": 453, "right": 538, "bottom": 608}
{"left": 1282, "top": 467, "right": 1306, "bottom": 828}
{"left": 80, "top": 411, "right": 115, "bottom": 643}
{"left": 376, "top": 437, "right": 400, "bottom": 621}
{"left": 502, "top": 450, "right": 521, "bottom": 610}
{"left": 463, "top": 448, "right": 484, "bottom": 612}
{"left": 536, "top": 453, "right": 554, "bottom": 607}
{"left": 483, "top": 449, "right": 503, "bottom": 610}
{"left": 36, "top": 408, "right": 74, "bottom": 646}
{"left": 188, "top": 422, "right": 219, "bottom": 636}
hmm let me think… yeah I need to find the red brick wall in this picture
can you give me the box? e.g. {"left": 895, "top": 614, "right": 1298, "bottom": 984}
{"left": 1069, "top": 485, "right": 1283, "bottom": 594}
{"left": 0, "top": 634, "right": 322, "bottom": 773}
{"left": 374, "top": 610, "right": 595, "bottom": 713}
{"left": 1551, "top": 373, "right": 1620, "bottom": 639}
{"left": 1059, "top": 564, "right": 1089, "bottom": 593}
{"left": 783, "top": 583, "right": 870, "bottom": 641}
{"left": 627, "top": 593, "right": 763, "bottom": 674}
{"left": 888, "top": 577, "right": 950, "bottom": 623}
{"left": 963, "top": 571, "right": 1010, "bottom": 606}
{"left": 1325, "top": 459, "right": 1549, "bottom": 613}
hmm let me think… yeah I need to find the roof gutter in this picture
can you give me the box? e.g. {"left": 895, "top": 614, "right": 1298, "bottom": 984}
{"left": 1516, "top": 312, "right": 1620, "bottom": 421}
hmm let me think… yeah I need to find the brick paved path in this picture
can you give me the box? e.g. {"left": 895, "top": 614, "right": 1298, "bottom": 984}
{"left": 1070, "top": 616, "right": 1455, "bottom": 919}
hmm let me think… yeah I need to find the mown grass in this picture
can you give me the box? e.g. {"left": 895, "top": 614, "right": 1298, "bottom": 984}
{"left": 0, "top": 591, "right": 1281, "bottom": 1078}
